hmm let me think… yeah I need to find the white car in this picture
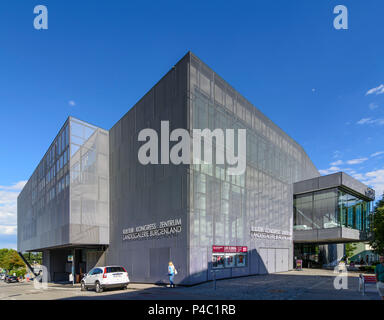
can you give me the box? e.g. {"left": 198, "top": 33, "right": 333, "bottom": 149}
{"left": 81, "top": 266, "right": 130, "bottom": 293}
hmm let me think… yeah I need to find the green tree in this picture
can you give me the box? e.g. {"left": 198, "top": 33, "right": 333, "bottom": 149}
{"left": 0, "top": 249, "right": 25, "bottom": 272}
{"left": 22, "top": 252, "right": 42, "bottom": 265}
{"left": 0, "top": 249, "right": 11, "bottom": 270}
{"left": 345, "top": 243, "right": 357, "bottom": 259}
{"left": 369, "top": 193, "right": 384, "bottom": 255}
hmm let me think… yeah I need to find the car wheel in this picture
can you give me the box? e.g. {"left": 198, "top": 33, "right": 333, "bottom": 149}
{"left": 95, "top": 282, "right": 103, "bottom": 293}
{"left": 81, "top": 282, "right": 87, "bottom": 291}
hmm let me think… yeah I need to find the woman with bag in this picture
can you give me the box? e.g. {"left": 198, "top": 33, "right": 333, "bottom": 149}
{"left": 168, "top": 261, "right": 177, "bottom": 288}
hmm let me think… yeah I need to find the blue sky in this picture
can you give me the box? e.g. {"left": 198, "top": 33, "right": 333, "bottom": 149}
{"left": 1, "top": 0, "right": 383, "bottom": 249}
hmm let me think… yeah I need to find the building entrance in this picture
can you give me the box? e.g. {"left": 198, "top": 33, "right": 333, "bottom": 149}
{"left": 294, "top": 244, "right": 323, "bottom": 268}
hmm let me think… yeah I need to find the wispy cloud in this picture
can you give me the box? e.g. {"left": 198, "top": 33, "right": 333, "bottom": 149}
{"left": 346, "top": 158, "right": 368, "bottom": 165}
{"left": 0, "top": 225, "right": 16, "bottom": 235}
{"left": 366, "top": 84, "right": 384, "bottom": 96}
{"left": 0, "top": 181, "right": 26, "bottom": 236}
{"left": 330, "top": 160, "right": 343, "bottom": 166}
{"left": 68, "top": 100, "right": 76, "bottom": 107}
{"left": 371, "top": 151, "right": 384, "bottom": 157}
{"left": 357, "top": 118, "right": 384, "bottom": 125}
{"left": 319, "top": 166, "right": 341, "bottom": 175}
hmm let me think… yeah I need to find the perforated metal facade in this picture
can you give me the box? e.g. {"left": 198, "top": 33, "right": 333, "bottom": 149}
{"left": 17, "top": 117, "right": 109, "bottom": 252}
{"left": 106, "top": 52, "right": 320, "bottom": 284}
{"left": 20, "top": 52, "right": 353, "bottom": 285}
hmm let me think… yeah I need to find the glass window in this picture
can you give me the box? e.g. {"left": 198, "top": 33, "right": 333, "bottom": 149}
{"left": 212, "top": 254, "right": 225, "bottom": 269}
{"left": 236, "top": 254, "right": 247, "bottom": 267}
{"left": 200, "top": 72, "right": 211, "bottom": 97}
{"left": 224, "top": 254, "right": 236, "bottom": 268}
{"left": 105, "top": 267, "right": 125, "bottom": 273}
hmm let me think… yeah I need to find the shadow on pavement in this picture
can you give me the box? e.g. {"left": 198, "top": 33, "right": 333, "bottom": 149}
{"left": 59, "top": 272, "right": 381, "bottom": 300}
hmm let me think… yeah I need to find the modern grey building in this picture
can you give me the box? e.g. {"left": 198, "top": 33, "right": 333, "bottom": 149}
{"left": 18, "top": 118, "right": 109, "bottom": 281}
{"left": 17, "top": 52, "right": 375, "bottom": 284}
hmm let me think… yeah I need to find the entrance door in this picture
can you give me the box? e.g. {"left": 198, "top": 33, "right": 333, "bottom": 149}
{"left": 267, "top": 249, "right": 276, "bottom": 273}
{"left": 276, "top": 249, "right": 289, "bottom": 272}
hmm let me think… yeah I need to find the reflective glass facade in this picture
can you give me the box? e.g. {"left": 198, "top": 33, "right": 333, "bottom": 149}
{"left": 293, "top": 188, "right": 373, "bottom": 231}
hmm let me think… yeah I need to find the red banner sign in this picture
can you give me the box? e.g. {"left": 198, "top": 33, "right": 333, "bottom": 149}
{"left": 212, "top": 245, "right": 248, "bottom": 253}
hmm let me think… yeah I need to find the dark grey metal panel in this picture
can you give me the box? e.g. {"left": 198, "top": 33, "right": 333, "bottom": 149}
{"left": 293, "top": 178, "right": 319, "bottom": 195}
{"left": 294, "top": 227, "right": 365, "bottom": 243}
{"left": 106, "top": 53, "right": 189, "bottom": 284}
{"left": 294, "top": 172, "right": 373, "bottom": 201}
{"left": 318, "top": 173, "right": 342, "bottom": 189}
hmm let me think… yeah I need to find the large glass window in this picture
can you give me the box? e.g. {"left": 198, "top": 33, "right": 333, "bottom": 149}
{"left": 294, "top": 188, "right": 372, "bottom": 231}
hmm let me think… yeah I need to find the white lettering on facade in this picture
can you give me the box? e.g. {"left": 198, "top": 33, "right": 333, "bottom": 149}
{"left": 122, "top": 218, "right": 182, "bottom": 241}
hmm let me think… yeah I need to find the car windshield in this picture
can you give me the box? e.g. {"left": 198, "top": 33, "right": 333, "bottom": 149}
{"left": 105, "top": 267, "right": 124, "bottom": 273}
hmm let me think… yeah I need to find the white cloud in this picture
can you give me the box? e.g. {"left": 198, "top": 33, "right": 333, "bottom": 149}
{"left": 0, "top": 181, "right": 27, "bottom": 190}
{"left": 330, "top": 160, "right": 343, "bottom": 166}
{"left": 0, "top": 181, "right": 26, "bottom": 235}
{"left": 346, "top": 158, "right": 368, "bottom": 165}
{"left": 371, "top": 151, "right": 384, "bottom": 157}
{"left": 356, "top": 118, "right": 384, "bottom": 125}
{"left": 357, "top": 118, "right": 371, "bottom": 124}
{"left": 0, "top": 225, "right": 17, "bottom": 235}
{"left": 364, "top": 169, "right": 384, "bottom": 198}
{"left": 319, "top": 166, "right": 341, "bottom": 175}
{"left": 366, "top": 84, "right": 384, "bottom": 96}
{"left": 68, "top": 100, "right": 76, "bottom": 107}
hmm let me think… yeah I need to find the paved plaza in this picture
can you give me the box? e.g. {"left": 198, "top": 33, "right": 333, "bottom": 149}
{"left": 0, "top": 269, "right": 381, "bottom": 300}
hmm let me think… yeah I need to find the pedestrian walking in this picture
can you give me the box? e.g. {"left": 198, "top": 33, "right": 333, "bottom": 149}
{"left": 168, "top": 261, "right": 177, "bottom": 288}
{"left": 376, "top": 255, "right": 384, "bottom": 300}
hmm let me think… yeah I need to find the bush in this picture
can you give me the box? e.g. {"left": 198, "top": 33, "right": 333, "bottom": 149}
{"left": 358, "top": 265, "right": 376, "bottom": 273}
{"left": 9, "top": 268, "right": 27, "bottom": 278}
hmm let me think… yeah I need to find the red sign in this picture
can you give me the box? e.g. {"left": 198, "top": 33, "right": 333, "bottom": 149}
{"left": 212, "top": 245, "right": 247, "bottom": 253}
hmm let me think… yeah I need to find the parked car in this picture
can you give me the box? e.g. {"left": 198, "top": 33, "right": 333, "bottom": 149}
{"left": 0, "top": 274, "right": 5, "bottom": 280}
{"left": 81, "top": 266, "right": 129, "bottom": 293}
{"left": 5, "top": 275, "right": 19, "bottom": 283}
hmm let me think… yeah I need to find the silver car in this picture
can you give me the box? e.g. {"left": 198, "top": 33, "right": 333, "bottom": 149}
{"left": 81, "top": 266, "right": 130, "bottom": 293}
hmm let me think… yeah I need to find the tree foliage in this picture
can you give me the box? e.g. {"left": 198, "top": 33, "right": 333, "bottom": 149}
{"left": 0, "top": 249, "right": 25, "bottom": 272}
{"left": 369, "top": 193, "right": 384, "bottom": 255}
{"left": 345, "top": 243, "right": 357, "bottom": 258}
{"left": 24, "top": 252, "right": 42, "bottom": 265}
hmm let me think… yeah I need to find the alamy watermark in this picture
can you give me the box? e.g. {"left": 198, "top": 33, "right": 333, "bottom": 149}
{"left": 33, "top": 5, "right": 48, "bottom": 30}
{"left": 138, "top": 121, "right": 247, "bottom": 175}
{"left": 333, "top": 262, "right": 348, "bottom": 290}
{"left": 33, "top": 265, "right": 48, "bottom": 290}
{"left": 333, "top": 5, "right": 348, "bottom": 30}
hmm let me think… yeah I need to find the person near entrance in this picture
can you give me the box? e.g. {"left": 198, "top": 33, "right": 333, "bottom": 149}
{"left": 168, "top": 261, "right": 177, "bottom": 288}
{"left": 376, "top": 255, "right": 384, "bottom": 300}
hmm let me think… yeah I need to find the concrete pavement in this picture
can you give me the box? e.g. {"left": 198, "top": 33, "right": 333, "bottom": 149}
{"left": 0, "top": 268, "right": 381, "bottom": 300}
